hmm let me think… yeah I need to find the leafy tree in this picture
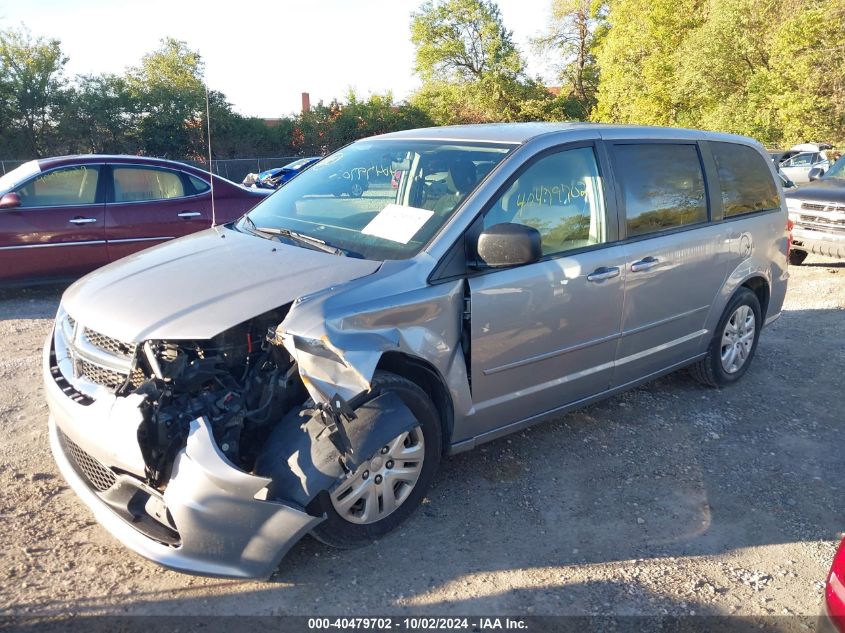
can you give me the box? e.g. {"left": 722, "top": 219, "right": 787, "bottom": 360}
{"left": 592, "top": 0, "right": 702, "bottom": 126}
{"left": 765, "top": 0, "right": 845, "bottom": 145}
{"left": 533, "top": 0, "right": 606, "bottom": 119}
{"left": 127, "top": 37, "right": 209, "bottom": 158}
{"left": 593, "top": 0, "right": 845, "bottom": 146}
{"left": 0, "top": 27, "right": 68, "bottom": 156}
{"left": 55, "top": 74, "right": 139, "bottom": 154}
{"left": 294, "top": 91, "right": 432, "bottom": 155}
{"left": 410, "top": 0, "right": 550, "bottom": 123}
{"left": 411, "top": 0, "right": 524, "bottom": 82}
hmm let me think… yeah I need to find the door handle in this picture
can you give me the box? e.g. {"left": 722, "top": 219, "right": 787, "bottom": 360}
{"left": 69, "top": 217, "right": 97, "bottom": 225}
{"left": 586, "top": 266, "right": 621, "bottom": 282}
{"left": 177, "top": 211, "right": 202, "bottom": 218}
{"left": 631, "top": 256, "right": 660, "bottom": 272}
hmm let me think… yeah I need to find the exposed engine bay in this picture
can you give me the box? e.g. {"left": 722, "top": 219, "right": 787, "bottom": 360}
{"left": 120, "top": 305, "right": 420, "bottom": 513}
{"left": 125, "top": 307, "right": 309, "bottom": 487}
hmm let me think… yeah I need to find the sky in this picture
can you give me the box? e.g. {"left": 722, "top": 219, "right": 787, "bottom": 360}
{"left": 0, "top": 0, "right": 558, "bottom": 118}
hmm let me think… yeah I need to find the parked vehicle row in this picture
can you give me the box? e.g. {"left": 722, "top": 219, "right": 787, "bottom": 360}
{"left": 0, "top": 155, "right": 269, "bottom": 284}
{"left": 43, "top": 123, "right": 788, "bottom": 579}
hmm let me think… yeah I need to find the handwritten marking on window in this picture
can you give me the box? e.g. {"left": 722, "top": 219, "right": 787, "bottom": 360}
{"left": 342, "top": 165, "right": 394, "bottom": 181}
{"left": 515, "top": 181, "right": 588, "bottom": 209}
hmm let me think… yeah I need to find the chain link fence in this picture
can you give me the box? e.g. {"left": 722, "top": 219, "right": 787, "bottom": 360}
{"left": 1, "top": 157, "right": 303, "bottom": 185}
{"left": 186, "top": 157, "right": 302, "bottom": 184}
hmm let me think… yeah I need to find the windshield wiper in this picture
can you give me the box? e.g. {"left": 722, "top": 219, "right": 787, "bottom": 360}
{"left": 253, "top": 225, "right": 347, "bottom": 256}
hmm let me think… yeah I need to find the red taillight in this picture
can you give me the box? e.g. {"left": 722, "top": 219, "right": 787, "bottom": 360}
{"left": 826, "top": 538, "right": 845, "bottom": 630}
{"left": 787, "top": 218, "right": 794, "bottom": 259}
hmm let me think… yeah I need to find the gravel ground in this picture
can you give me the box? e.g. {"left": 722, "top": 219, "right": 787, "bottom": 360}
{"left": 0, "top": 255, "right": 843, "bottom": 620}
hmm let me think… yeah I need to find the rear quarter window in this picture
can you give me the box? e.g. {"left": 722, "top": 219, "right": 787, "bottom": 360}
{"left": 188, "top": 175, "right": 210, "bottom": 194}
{"left": 710, "top": 143, "right": 780, "bottom": 217}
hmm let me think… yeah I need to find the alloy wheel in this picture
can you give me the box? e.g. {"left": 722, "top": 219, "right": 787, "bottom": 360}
{"left": 720, "top": 304, "right": 756, "bottom": 374}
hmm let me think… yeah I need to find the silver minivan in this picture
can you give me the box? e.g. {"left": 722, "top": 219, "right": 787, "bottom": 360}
{"left": 44, "top": 123, "right": 789, "bottom": 578}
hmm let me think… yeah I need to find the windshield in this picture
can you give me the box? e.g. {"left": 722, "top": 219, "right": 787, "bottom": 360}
{"left": 240, "top": 140, "right": 513, "bottom": 260}
{"left": 0, "top": 160, "right": 40, "bottom": 194}
{"left": 823, "top": 157, "right": 845, "bottom": 180}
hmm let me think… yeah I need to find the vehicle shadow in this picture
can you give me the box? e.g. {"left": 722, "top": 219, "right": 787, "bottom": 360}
{"left": 0, "top": 283, "right": 65, "bottom": 321}
{"left": 6, "top": 308, "right": 842, "bottom": 619}
{"left": 800, "top": 256, "right": 845, "bottom": 269}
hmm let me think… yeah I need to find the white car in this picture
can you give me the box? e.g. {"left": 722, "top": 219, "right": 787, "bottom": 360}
{"left": 779, "top": 143, "right": 833, "bottom": 184}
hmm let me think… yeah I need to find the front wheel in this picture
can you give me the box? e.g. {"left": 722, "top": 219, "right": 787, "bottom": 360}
{"left": 349, "top": 182, "right": 365, "bottom": 198}
{"left": 689, "top": 287, "right": 762, "bottom": 387}
{"left": 309, "top": 371, "right": 442, "bottom": 548}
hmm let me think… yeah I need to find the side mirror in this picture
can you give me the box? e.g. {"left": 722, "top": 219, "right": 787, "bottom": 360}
{"left": 0, "top": 192, "right": 21, "bottom": 209}
{"left": 474, "top": 222, "right": 542, "bottom": 268}
{"left": 808, "top": 167, "right": 823, "bottom": 182}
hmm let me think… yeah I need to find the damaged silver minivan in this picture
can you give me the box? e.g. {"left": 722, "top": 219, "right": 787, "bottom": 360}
{"left": 44, "top": 123, "right": 789, "bottom": 578}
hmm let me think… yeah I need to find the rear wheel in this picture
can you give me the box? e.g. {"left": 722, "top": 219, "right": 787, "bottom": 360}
{"left": 309, "top": 371, "right": 441, "bottom": 548}
{"left": 789, "top": 250, "right": 808, "bottom": 266}
{"left": 689, "top": 287, "right": 762, "bottom": 387}
{"left": 349, "top": 182, "right": 365, "bottom": 198}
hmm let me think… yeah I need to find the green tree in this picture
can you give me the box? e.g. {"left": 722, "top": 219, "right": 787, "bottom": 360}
{"left": 55, "top": 74, "right": 139, "bottom": 154}
{"left": 411, "top": 0, "right": 524, "bottom": 82}
{"left": 533, "top": 0, "right": 606, "bottom": 119}
{"left": 592, "top": 0, "right": 845, "bottom": 146}
{"left": 410, "top": 0, "right": 549, "bottom": 123}
{"left": 0, "top": 27, "right": 68, "bottom": 156}
{"left": 127, "top": 37, "right": 209, "bottom": 158}
{"left": 764, "top": 0, "right": 845, "bottom": 145}
{"left": 293, "top": 91, "right": 433, "bottom": 155}
{"left": 592, "top": 0, "right": 702, "bottom": 125}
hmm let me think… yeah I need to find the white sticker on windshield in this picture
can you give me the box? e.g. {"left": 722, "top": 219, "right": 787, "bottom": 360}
{"left": 362, "top": 204, "right": 434, "bottom": 244}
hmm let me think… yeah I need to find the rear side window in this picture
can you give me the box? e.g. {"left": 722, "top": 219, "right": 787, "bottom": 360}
{"left": 16, "top": 166, "right": 99, "bottom": 207}
{"left": 710, "top": 143, "right": 779, "bottom": 216}
{"left": 612, "top": 144, "right": 708, "bottom": 238}
{"left": 112, "top": 167, "right": 185, "bottom": 202}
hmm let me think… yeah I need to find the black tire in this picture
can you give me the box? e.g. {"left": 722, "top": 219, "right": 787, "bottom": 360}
{"left": 309, "top": 370, "right": 442, "bottom": 548}
{"left": 689, "top": 287, "right": 762, "bottom": 388}
{"left": 789, "top": 249, "right": 808, "bottom": 266}
{"left": 349, "top": 182, "right": 364, "bottom": 198}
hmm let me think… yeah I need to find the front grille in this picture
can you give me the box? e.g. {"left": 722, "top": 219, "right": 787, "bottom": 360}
{"left": 797, "top": 215, "right": 845, "bottom": 234}
{"left": 58, "top": 429, "right": 116, "bottom": 492}
{"left": 83, "top": 327, "right": 136, "bottom": 358}
{"left": 78, "top": 358, "right": 145, "bottom": 391}
{"left": 802, "top": 202, "right": 845, "bottom": 213}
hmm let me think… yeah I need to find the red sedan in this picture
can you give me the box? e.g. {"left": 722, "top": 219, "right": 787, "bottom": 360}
{"left": 0, "top": 155, "right": 270, "bottom": 284}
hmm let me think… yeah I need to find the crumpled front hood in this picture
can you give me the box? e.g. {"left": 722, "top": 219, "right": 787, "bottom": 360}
{"left": 785, "top": 179, "right": 845, "bottom": 204}
{"left": 62, "top": 227, "right": 381, "bottom": 342}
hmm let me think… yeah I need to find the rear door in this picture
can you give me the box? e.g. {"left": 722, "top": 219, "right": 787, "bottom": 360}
{"left": 0, "top": 164, "right": 106, "bottom": 282}
{"left": 607, "top": 141, "right": 729, "bottom": 387}
{"left": 468, "top": 142, "right": 626, "bottom": 430}
{"left": 105, "top": 164, "right": 212, "bottom": 261}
